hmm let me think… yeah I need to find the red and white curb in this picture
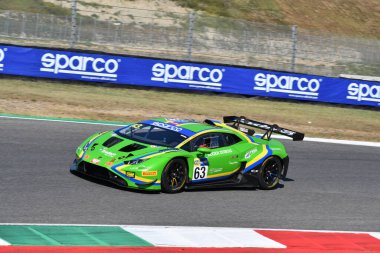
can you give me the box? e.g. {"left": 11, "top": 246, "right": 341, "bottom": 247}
{"left": 1, "top": 224, "right": 380, "bottom": 252}
{"left": 122, "top": 226, "right": 286, "bottom": 248}
{"left": 123, "top": 226, "right": 380, "bottom": 251}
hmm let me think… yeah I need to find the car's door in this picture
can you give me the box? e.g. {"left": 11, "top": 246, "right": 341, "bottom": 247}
{"left": 187, "top": 132, "right": 243, "bottom": 182}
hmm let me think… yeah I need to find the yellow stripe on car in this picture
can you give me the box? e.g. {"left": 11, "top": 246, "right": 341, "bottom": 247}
{"left": 208, "top": 167, "right": 240, "bottom": 179}
{"left": 89, "top": 131, "right": 107, "bottom": 143}
{"left": 246, "top": 145, "right": 268, "bottom": 168}
{"left": 176, "top": 130, "right": 218, "bottom": 148}
{"left": 135, "top": 175, "right": 157, "bottom": 183}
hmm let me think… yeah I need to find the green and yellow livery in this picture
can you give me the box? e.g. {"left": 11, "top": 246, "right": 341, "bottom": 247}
{"left": 70, "top": 116, "right": 304, "bottom": 193}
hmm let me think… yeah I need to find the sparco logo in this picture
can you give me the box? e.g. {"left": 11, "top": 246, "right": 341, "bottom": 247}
{"left": 40, "top": 53, "right": 120, "bottom": 79}
{"left": 0, "top": 48, "right": 6, "bottom": 70}
{"left": 151, "top": 63, "right": 224, "bottom": 90}
{"left": 254, "top": 73, "right": 320, "bottom": 97}
{"left": 347, "top": 82, "right": 380, "bottom": 103}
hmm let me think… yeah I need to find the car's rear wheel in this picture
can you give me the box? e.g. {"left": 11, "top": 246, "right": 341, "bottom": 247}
{"left": 161, "top": 158, "right": 188, "bottom": 193}
{"left": 258, "top": 156, "right": 282, "bottom": 190}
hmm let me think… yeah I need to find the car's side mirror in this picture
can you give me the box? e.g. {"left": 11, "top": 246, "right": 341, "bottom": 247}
{"left": 197, "top": 147, "right": 212, "bottom": 154}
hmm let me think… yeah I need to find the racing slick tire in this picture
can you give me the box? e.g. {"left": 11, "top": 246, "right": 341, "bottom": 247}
{"left": 161, "top": 158, "right": 188, "bottom": 193}
{"left": 258, "top": 156, "right": 282, "bottom": 190}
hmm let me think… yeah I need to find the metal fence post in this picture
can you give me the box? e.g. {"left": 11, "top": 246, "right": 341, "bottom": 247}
{"left": 70, "top": 0, "right": 77, "bottom": 48}
{"left": 77, "top": 16, "right": 82, "bottom": 42}
{"left": 93, "top": 17, "right": 97, "bottom": 41}
{"left": 34, "top": 13, "right": 39, "bottom": 38}
{"left": 186, "top": 11, "right": 195, "bottom": 60}
{"left": 291, "top": 25, "right": 298, "bottom": 72}
{"left": 50, "top": 14, "right": 55, "bottom": 39}
{"left": 20, "top": 13, "right": 26, "bottom": 38}
{"left": 4, "top": 11, "right": 10, "bottom": 36}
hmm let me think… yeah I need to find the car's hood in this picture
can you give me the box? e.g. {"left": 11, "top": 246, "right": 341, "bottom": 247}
{"left": 82, "top": 131, "right": 173, "bottom": 165}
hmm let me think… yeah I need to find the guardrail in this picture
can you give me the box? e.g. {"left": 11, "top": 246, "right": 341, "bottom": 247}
{"left": 0, "top": 44, "right": 379, "bottom": 107}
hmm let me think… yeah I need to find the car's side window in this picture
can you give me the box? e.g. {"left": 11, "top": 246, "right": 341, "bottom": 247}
{"left": 180, "top": 141, "right": 192, "bottom": 152}
{"left": 191, "top": 133, "right": 226, "bottom": 151}
{"left": 181, "top": 133, "right": 242, "bottom": 152}
{"left": 222, "top": 133, "right": 243, "bottom": 146}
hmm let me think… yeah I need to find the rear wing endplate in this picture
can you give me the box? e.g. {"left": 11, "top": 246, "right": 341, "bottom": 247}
{"left": 223, "top": 116, "right": 304, "bottom": 141}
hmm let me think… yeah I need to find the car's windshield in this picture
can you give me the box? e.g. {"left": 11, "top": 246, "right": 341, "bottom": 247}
{"left": 115, "top": 123, "right": 187, "bottom": 147}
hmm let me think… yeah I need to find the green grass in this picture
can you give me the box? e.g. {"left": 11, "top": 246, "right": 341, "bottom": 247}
{"left": 173, "top": 0, "right": 380, "bottom": 38}
{"left": 77, "top": 1, "right": 112, "bottom": 9}
{"left": 0, "top": 0, "right": 70, "bottom": 16}
{"left": 0, "top": 76, "right": 379, "bottom": 142}
{"left": 174, "top": 0, "right": 284, "bottom": 23}
{"left": 341, "top": 63, "right": 380, "bottom": 77}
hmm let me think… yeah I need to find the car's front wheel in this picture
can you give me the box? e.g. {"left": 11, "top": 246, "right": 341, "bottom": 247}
{"left": 161, "top": 158, "right": 188, "bottom": 193}
{"left": 258, "top": 156, "right": 282, "bottom": 190}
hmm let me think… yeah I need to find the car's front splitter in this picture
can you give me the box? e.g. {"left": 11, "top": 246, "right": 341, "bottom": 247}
{"left": 70, "top": 160, "right": 161, "bottom": 191}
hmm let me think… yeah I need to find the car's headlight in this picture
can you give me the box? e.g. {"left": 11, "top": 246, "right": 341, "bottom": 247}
{"left": 125, "top": 159, "right": 147, "bottom": 165}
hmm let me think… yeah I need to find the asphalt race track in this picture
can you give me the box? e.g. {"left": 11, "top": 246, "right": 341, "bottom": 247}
{"left": 1, "top": 117, "right": 379, "bottom": 232}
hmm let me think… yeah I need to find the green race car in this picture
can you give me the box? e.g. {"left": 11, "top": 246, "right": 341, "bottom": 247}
{"left": 70, "top": 116, "right": 304, "bottom": 193}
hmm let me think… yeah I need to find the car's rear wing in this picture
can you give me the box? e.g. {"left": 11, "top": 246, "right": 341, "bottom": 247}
{"left": 223, "top": 116, "right": 304, "bottom": 141}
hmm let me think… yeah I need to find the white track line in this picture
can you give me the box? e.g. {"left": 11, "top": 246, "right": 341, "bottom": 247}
{"left": 271, "top": 134, "right": 380, "bottom": 147}
{"left": 1, "top": 115, "right": 379, "bottom": 147}
{"left": 0, "top": 223, "right": 116, "bottom": 227}
{"left": 0, "top": 115, "right": 124, "bottom": 126}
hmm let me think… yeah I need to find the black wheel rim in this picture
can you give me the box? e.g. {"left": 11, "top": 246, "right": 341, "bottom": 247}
{"left": 263, "top": 160, "right": 280, "bottom": 186}
{"left": 166, "top": 161, "right": 186, "bottom": 190}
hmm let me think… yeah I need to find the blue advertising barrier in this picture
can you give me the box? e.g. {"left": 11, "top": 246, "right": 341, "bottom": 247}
{"left": 0, "top": 44, "right": 379, "bottom": 107}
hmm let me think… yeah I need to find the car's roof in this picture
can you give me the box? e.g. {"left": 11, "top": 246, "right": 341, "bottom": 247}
{"left": 138, "top": 118, "right": 223, "bottom": 137}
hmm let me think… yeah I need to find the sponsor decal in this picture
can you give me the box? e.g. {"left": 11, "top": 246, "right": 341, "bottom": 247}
{"left": 0, "top": 47, "right": 6, "bottom": 71}
{"left": 240, "top": 118, "right": 298, "bottom": 137}
{"left": 245, "top": 148, "right": 257, "bottom": 159}
{"left": 152, "top": 121, "right": 183, "bottom": 132}
{"left": 91, "top": 158, "right": 100, "bottom": 165}
{"left": 254, "top": 73, "right": 321, "bottom": 98}
{"left": 40, "top": 53, "right": 120, "bottom": 81}
{"left": 210, "top": 168, "right": 223, "bottom": 173}
{"left": 164, "top": 118, "right": 197, "bottom": 125}
{"left": 100, "top": 148, "right": 116, "bottom": 157}
{"left": 151, "top": 63, "right": 224, "bottom": 90}
{"left": 142, "top": 171, "right": 158, "bottom": 177}
{"left": 208, "top": 149, "right": 233, "bottom": 157}
{"left": 131, "top": 123, "right": 143, "bottom": 129}
{"left": 192, "top": 157, "right": 209, "bottom": 181}
{"left": 84, "top": 154, "right": 90, "bottom": 159}
{"left": 105, "top": 159, "right": 115, "bottom": 166}
{"left": 347, "top": 82, "right": 380, "bottom": 103}
{"left": 125, "top": 171, "right": 135, "bottom": 178}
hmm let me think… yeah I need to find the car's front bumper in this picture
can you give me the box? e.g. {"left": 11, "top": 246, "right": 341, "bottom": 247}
{"left": 70, "top": 159, "right": 129, "bottom": 188}
{"left": 70, "top": 159, "right": 161, "bottom": 191}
